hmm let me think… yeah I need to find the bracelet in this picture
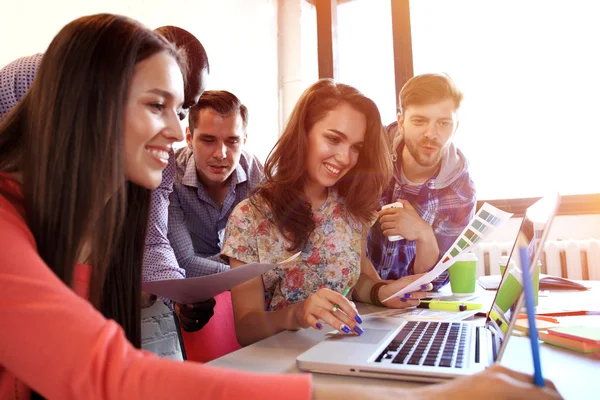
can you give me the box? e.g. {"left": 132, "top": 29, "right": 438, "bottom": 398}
{"left": 370, "top": 282, "right": 388, "bottom": 307}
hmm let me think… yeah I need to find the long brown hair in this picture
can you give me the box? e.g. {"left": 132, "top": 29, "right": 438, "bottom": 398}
{"left": 254, "top": 79, "right": 392, "bottom": 251}
{"left": 0, "top": 14, "right": 183, "bottom": 348}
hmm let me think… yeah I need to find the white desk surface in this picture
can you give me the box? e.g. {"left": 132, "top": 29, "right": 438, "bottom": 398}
{"left": 208, "top": 282, "right": 600, "bottom": 399}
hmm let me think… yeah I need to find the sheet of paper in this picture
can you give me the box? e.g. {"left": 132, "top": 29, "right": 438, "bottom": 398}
{"left": 382, "top": 203, "right": 513, "bottom": 302}
{"left": 142, "top": 252, "right": 300, "bottom": 304}
{"left": 369, "top": 308, "right": 479, "bottom": 322}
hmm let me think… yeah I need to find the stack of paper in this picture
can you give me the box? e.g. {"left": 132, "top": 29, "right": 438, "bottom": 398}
{"left": 539, "top": 326, "right": 600, "bottom": 353}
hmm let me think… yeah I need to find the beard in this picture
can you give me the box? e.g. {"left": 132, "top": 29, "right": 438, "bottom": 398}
{"left": 404, "top": 136, "right": 447, "bottom": 167}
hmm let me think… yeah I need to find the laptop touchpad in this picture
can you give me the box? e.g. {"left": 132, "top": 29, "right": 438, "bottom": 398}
{"left": 325, "top": 328, "right": 390, "bottom": 344}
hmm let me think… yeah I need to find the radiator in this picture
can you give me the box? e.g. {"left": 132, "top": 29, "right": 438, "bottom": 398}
{"left": 473, "top": 239, "right": 600, "bottom": 280}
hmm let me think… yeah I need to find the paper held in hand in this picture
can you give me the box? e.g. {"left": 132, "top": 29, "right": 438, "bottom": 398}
{"left": 382, "top": 203, "right": 513, "bottom": 303}
{"left": 142, "top": 252, "right": 301, "bottom": 304}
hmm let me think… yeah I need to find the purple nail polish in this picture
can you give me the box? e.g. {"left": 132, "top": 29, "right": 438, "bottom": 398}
{"left": 404, "top": 293, "right": 411, "bottom": 299}
{"left": 421, "top": 285, "right": 428, "bottom": 290}
{"left": 316, "top": 322, "right": 323, "bottom": 329}
{"left": 401, "top": 298, "right": 407, "bottom": 302}
{"left": 341, "top": 325, "right": 351, "bottom": 334}
{"left": 354, "top": 314, "right": 363, "bottom": 324}
{"left": 354, "top": 326, "right": 364, "bottom": 335}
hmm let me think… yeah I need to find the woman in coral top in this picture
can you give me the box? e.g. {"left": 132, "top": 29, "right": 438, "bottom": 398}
{"left": 0, "top": 12, "right": 560, "bottom": 400}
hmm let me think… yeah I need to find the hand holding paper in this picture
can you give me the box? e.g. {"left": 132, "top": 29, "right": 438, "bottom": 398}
{"left": 142, "top": 252, "right": 301, "bottom": 304}
{"left": 382, "top": 203, "right": 513, "bottom": 302}
{"left": 377, "top": 274, "right": 433, "bottom": 308}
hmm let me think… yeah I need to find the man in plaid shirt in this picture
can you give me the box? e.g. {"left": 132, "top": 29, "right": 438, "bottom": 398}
{"left": 367, "top": 73, "right": 476, "bottom": 290}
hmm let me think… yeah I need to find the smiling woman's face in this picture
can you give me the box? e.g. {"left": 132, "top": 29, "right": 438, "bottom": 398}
{"left": 123, "top": 51, "right": 185, "bottom": 189}
{"left": 304, "top": 102, "right": 366, "bottom": 195}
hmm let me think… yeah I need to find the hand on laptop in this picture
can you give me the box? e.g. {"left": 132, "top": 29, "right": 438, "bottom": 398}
{"left": 175, "top": 298, "right": 217, "bottom": 332}
{"left": 292, "top": 288, "right": 363, "bottom": 336}
{"left": 378, "top": 273, "right": 433, "bottom": 308}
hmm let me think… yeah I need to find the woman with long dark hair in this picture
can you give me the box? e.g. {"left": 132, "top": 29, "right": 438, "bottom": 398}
{"left": 0, "top": 13, "right": 560, "bottom": 400}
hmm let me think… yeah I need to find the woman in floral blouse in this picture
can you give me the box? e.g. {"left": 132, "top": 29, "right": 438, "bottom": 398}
{"left": 221, "top": 79, "right": 434, "bottom": 346}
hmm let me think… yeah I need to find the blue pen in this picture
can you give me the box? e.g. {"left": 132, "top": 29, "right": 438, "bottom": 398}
{"left": 519, "top": 246, "right": 545, "bottom": 388}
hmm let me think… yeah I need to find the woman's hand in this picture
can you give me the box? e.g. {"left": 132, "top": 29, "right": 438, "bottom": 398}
{"left": 378, "top": 274, "right": 433, "bottom": 308}
{"left": 313, "top": 364, "right": 562, "bottom": 399}
{"left": 293, "top": 288, "right": 364, "bottom": 335}
{"left": 412, "top": 364, "right": 562, "bottom": 400}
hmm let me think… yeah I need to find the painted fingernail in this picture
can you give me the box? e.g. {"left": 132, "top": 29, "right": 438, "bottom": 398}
{"left": 401, "top": 298, "right": 407, "bottom": 302}
{"left": 354, "top": 326, "right": 364, "bottom": 335}
{"left": 404, "top": 293, "right": 412, "bottom": 299}
{"left": 421, "top": 285, "right": 428, "bottom": 290}
{"left": 354, "top": 314, "right": 363, "bottom": 324}
{"left": 341, "top": 325, "right": 351, "bottom": 334}
{"left": 316, "top": 322, "right": 323, "bottom": 329}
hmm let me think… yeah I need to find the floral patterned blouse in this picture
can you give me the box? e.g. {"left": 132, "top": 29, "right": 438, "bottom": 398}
{"left": 221, "top": 189, "right": 367, "bottom": 311}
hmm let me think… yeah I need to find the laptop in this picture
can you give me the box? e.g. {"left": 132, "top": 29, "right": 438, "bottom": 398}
{"left": 296, "top": 193, "right": 560, "bottom": 383}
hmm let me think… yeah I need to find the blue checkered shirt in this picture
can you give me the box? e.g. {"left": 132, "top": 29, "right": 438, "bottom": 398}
{"left": 367, "top": 137, "right": 476, "bottom": 290}
{"left": 142, "top": 148, "right": 263, "bottom": 282}
{"left": 167, "top": 147, "right": 264, "bottom": 277}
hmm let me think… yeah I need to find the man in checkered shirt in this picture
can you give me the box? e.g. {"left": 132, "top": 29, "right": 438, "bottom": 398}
{"left": 166, "top": 90, "right": 263, "bottom": 278}
{"left": 367, "top": 73, "right": 476, "bottom": 290}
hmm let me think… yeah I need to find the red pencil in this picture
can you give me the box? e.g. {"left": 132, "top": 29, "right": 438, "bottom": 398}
{"left": 537, "top": 310, "right": 600, "bottom": 317}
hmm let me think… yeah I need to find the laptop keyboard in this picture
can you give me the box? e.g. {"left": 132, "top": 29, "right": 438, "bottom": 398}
{"left": 374, "top": 321, "right": 470, "bottom": 368}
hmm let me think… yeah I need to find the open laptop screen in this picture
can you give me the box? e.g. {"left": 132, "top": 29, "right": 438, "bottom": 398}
{"left": 484, "top": 193, "right": 560, "bottom": 358}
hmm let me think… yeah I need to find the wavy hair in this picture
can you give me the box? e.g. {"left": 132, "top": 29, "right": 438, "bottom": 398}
{"left": 254, "top": 79, "right": 392, "bottom": 251}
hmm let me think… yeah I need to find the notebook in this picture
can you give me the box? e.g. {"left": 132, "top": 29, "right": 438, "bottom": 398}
{"left": 296, "top": 193, "right": 560, "bottom": 382}
{"left": 539, "top": 326, "right": 600, "bottom": 353}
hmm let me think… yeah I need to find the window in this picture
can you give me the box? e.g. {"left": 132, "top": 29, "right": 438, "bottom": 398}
{"left": 337, "top": 0, "right": 398, "bottom": 124}
{"left": 410, "top": 0, "right": 600, "bottom": 199}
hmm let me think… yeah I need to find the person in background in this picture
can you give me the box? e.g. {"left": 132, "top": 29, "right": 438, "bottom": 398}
{"left": 143, "top": 26, "right": 217, "bottom": 333}
{"left": 0, "top": 13, "right": 561, "bottom": 400}
{"left": 167, "top": 90, "right": 263, "bottom": 278}
{"left": 367, "top": 73, "right": 476, "bottom": 290}
{"left": 0, "top": 53, "right": 43, "bottom": 120}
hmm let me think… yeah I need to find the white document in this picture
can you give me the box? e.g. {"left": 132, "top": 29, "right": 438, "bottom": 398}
{"left": 382, "top": 203, "right": 513, "bottom": 302}
{"left": 142, "top": 252, "right": 300, "bottom": 304}
{"left": 369, "top": 308, "right": 480, "bottom": 322}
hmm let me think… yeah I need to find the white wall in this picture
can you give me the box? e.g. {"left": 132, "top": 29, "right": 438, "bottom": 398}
{"left": 277, "top": 0, "right": 318, "bottom": 128}
{"left": 1, "top": 0, "right": 279, "bottom": 163}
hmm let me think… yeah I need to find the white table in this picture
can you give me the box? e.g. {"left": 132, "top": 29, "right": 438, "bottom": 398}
{"left": 208, "top": 282, "right": 600, "bottom": 399}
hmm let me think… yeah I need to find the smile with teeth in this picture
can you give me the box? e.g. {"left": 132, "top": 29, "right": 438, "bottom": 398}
{"left": 146, "top": 147, "right": 170, "bottom": 161}
{"left": 324, "top": 163, "right": 341, "bottom": 176}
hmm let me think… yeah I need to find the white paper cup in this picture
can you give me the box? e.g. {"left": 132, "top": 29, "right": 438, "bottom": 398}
{"left": 381, "top": 202, "right": 404, "bottom": 241}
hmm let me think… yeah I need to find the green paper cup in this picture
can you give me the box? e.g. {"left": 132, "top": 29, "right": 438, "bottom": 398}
{"left": 448, "top": 253, "right": 478, "bottom": 296}
{"left": 530, "top": 262, "right": 541, "bottom": 306}
{"left": 499, "top": 255, "right": 513, "bottom": 276}
{"left": 498, "top": 257, "right": 540, "bottom": 306}
{"left": 495, "top": 270, "right": 523, "bottom": 313}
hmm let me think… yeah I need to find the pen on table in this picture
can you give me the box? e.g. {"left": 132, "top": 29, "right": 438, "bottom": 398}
{"left": 332, "top": 287, "right": 351, "bottom": 312}
{"left": 417, "top": 300, "right": 482, "bottom": 312}
{"left": 537, "top": 310, "right": 600, "bottom": 317}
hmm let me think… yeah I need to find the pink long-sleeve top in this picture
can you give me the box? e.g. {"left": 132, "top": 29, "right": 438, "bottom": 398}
{"left": 0, "top": 174, "right": 312, "bottom": 400}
